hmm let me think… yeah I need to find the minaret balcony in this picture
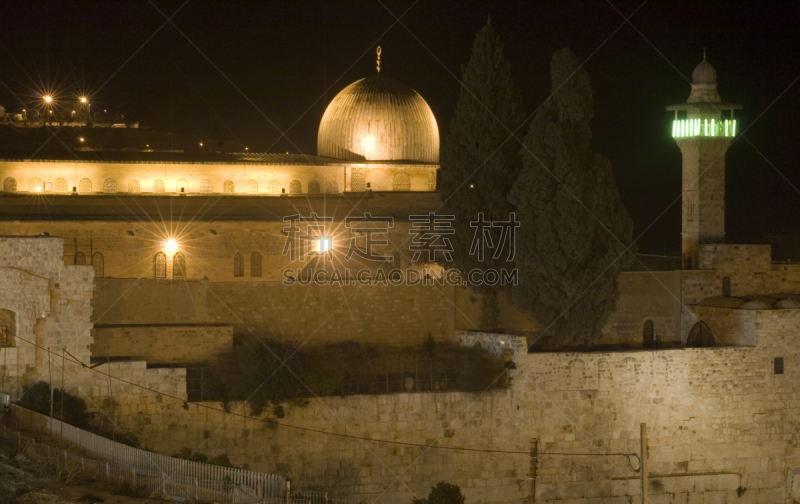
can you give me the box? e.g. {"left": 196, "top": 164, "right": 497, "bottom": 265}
{"left": 672, "top": 118, "right": 737, "bottom": 138}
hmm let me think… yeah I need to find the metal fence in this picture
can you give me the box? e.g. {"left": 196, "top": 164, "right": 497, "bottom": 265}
{"left": 3, "top": 405, "right": 360, "bottom": 504}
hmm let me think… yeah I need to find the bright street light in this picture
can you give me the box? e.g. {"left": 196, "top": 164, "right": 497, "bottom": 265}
{"left": 43, "top": 95, "right": 52, "bottom": 104}
{"left": 80, "top": 96, "right": 88, "bottom": 104}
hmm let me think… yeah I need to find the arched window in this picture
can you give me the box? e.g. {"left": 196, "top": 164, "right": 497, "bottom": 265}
{"left": 154, "top": 252, "right": 166, "bottom": 278}
{"left": 223, "top": 180, "right": 235, "bottom": 194}
{"left": 0, "top": 309, "right": 17, "bottom": 347}
{"left": 128, "top": 179, "right": 140, "bottom": 193}
{"left": 104, "top": 179, "right": 117, "bottom": 193}
{"left": 351, "top": 172, "right": 366, "bottom": 192}
{"left": 643, "top": 320, "right": 655, "bottom": 349}
{"left": 251, "top": 252, "right": 262, "bottom": 277}
{"left": 173, "top": 252, "right": 186, "bottom": 278}
{"left": 246, "top": 180, "right": 258, "bottom": 194}
{"left": 79, "top": 178, "right": 92, "bottom": 193}
{"left": 687, "top": 321, "right": 716, "bottom": 348}
{"left": 200, "top": 179, "right": 212, "bottom": 194}
{"left": 54, "top": 178, "right": 68, "bottom": 192}
{"left": 268, "top": 180, "right": 281, "bottom": 195}
{"left": 30, "top": 177, "right": 43, "bottom": 192}
{"left": 92, "top": 252, "right": 104, "bottom": 278}
{"left": 153, "top": 179, "right": 165, "bottom": 193}
{"left": 308, "top": 180, "right": 320, "bottom": 194}
{"left": 3, "top": 178, "right": 16, "bottom": 192}
{"left": 176, "top": 179, "right": 189, "bottom": 194}
{"left": 326, "top": 180, "right": 338, "bottom": 194}
{"left": 289, "top": 180, "right": 302, "bottom": 194}
{"left": 74, "top": 252, "right": 85, "bottom": 265}
{"left": 393, "top": 172, "right": 410, "bottom": 191}
{"left": 722, "top": 276, "right": 731, "bottom": 297}
{"left": 233, "top": 253, "right": 243, "bottom": 277}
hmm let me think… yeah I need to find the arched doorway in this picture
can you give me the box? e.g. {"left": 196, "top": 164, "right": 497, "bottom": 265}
{"left": 687, "top": 321, "right": 716, "bottom": 348}
{"left": 643, "top": 320, "right": 655, "bottom": 349}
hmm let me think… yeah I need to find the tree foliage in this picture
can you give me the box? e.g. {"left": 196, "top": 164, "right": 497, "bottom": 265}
{"left": 213, "top": 337, "right": 506, "bottom": 415}
{"left": 439, "top": 18, "right": 525, "bottom": 280}
{"left": 509, "top": 48, "right": 634, "bottom": 345}
{"left": 412, "top": 481, "right": 466, "bottom": 504}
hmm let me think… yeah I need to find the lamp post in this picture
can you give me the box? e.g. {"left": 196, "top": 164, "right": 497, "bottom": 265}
{"left": 43, "top": 95, "right": 54, "bottom": 125}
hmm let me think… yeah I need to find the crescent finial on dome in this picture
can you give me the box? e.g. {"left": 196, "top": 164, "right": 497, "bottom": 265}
{"left": 376, "top": 46, "right": 382, "bottom": 73}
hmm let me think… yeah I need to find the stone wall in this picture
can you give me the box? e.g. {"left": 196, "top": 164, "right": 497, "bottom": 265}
{"left": 89, "top": 309, "right": 800, "bottom": 504}
{"left": 92, "top": 278, "right": 454, "bottom": 347}
{"left": 452, "top": 287, "right": 539, "bottom": 336}
{"left": 687, "top": 306, "right": 758, "bottom": 347}
{"left": 0, "top": 237, "right": 95, "bottom": 396}
{"left": 0, "top": 219, "right": 434, "bottom": 282}
{"left": 91, "top": 325, "right": 234, "bottom": 364}
{"left": 598, "top": 271, "right": 682, "bottom": 347}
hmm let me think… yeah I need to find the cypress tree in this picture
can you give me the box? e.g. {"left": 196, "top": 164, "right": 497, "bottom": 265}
{"left": 509, "top": 48, "right": 633, "bottom": 345}
{"left": 439, "top": 19, "right": 525, "bottom": 280}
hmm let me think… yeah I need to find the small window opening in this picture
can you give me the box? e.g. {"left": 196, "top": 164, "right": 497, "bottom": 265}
{"left": 775, "top": 357, "right": 784, "bottom": 375}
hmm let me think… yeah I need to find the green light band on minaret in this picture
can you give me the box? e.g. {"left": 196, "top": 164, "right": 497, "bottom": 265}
{"left": 671, "top": 119, "right": 736, "bottom": 138}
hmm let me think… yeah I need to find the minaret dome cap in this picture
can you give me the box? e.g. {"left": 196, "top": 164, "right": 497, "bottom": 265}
{"left": 692, "top": 57, "right": 717, "bottom": 84}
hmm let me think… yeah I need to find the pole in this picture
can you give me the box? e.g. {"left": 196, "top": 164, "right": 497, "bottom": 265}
{"left": 48, "top": 348, "right": 53, "bottom": 419}
{"left": 61, "top": 349, "right": 65, "bottom": 443}
{"left": 529, "top": 437, "right": 539, "bottom": 504}
{"left": 641, "top": 423, "right": 648, "bottom": 504}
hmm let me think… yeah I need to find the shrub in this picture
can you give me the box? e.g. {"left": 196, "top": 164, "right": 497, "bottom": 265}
{"left": 412, "top": 482, "right": 465, "bottom": 504}
{"left": 18, "top": 381, "right": 139, "bottom": 447}
{"left": 19, "top": 381, "right": 90, "bottom": 429}
{"left": 111, "top": 483, "right": 147, "bottom": 497}
{"left": 173, "top": 447, "right": 236, "bottom": 467}
{"left": 213, "top": 337, "right": 506, "bottom": 414}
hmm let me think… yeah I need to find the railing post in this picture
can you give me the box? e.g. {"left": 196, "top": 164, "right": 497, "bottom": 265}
{"left": 286, "top": 480, "right": 291, "bottom": 504}
{"left": 106, "top": 461, "right": 110, "bottom": 483}
{"left": 132, "top": 466, "right": 136, "bottom": 487}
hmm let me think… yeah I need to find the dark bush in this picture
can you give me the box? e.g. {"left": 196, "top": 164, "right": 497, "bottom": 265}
{"left": 412, "top": 481, "right": 465, "bottom": 504}
{"left": 19, "top": 381, "right": 90, "bottom": 429}
{"left": 111, "top": 483, "right": 147, "bottom": 498}
{"left": 18, "top": 381, "right": 139, "bottom": 447}
{"left": 213, "top": 337, "right": 506, "bottom": 415}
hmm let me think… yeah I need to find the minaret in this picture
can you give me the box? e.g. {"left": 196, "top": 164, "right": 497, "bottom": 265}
{"left": 667, "top": 53, "right": 741, "bottom": 270}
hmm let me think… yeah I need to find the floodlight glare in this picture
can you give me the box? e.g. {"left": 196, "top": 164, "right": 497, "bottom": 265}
{"left": 318, "top": 237, "right": 332, "bottom": 253}
{"left": 166, "top": 239, "right": 178, "bottom": 253}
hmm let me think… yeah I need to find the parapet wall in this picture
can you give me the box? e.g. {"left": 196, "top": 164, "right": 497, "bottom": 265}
{"left": 92, "top": 278, "right": 455, "bottom": 347}
{"left": 91, "top": 325, "right": 234, "bottom": 364}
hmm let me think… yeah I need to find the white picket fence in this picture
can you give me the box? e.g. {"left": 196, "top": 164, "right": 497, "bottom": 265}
{"left": 3, "top": 405, "right": 359, "bottom": 504}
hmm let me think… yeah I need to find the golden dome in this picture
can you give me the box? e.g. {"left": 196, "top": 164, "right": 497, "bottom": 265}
{"left": 317, "top": 75, "right": 439, "bottom": 163}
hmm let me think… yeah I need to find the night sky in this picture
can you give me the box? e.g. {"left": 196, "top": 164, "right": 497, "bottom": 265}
{"left": 1, "top": 1, "right": 798, "bottom": 253}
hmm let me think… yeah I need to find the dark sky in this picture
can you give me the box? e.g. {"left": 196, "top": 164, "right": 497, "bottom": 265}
{"left": 1, "top": 0, "right": 798, "bottom": 253}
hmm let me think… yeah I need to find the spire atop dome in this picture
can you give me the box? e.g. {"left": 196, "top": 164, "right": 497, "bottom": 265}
{"left": 376, "top": 46, "right": 382, "bottom": 73}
